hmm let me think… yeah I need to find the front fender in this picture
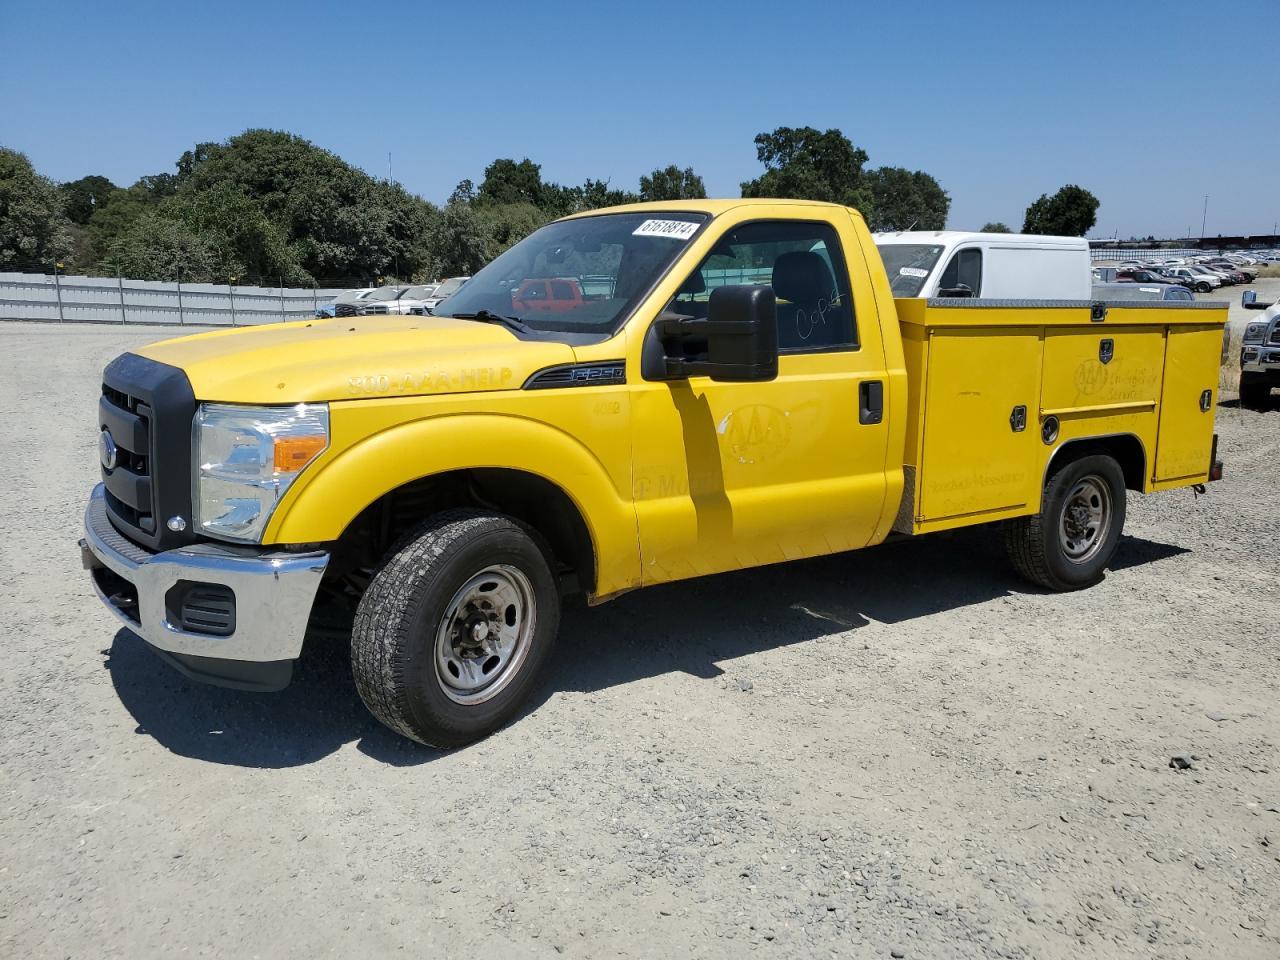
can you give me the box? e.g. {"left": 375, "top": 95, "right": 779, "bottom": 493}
{"left": 264, "top": 411, "right": 641, "bottom": 597}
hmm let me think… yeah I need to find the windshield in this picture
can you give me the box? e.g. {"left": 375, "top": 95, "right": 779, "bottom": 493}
{"left": 367, "top": 286, "right": 406, "bottom": 301}
{"left": 403, "top": 285, "right": 436, "bottom": 299}
{"left": 876, "top": 243, "right": 946, "bottom": 296}
{"left": 436, "top": 212, "right": 707, "bottom": 335}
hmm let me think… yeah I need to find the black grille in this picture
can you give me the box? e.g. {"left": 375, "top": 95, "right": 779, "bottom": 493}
{"left": 100, "top": 353, "right": 198, "bottom": 551}
{"left": 1269, "top": 326, "right": 1280, "bottom": 346}
{"left": 334, "top": 303, "right": 359, "bottom": 317}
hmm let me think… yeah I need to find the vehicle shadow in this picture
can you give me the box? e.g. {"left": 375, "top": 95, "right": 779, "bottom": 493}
{"left": 106, "top": 527, "right": 1188, "bottom": 769}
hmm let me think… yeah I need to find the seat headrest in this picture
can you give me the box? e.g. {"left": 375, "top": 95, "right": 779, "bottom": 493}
{"left": 772, "top": 251, "right": 835, "bottom": 306}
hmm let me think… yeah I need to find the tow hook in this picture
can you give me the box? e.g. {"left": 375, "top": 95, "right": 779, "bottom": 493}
{"left": 1192, "top": 483, "right": 1207, "bottom": 497}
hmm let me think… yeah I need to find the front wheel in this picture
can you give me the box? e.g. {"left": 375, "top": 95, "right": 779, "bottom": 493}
{"left": 1197, "top": 282, "right": 1212, "bottom": 293}
{"left": 1004, "top": 454, "right": 1127, "bottom": 591}
{"left": 1239, "top": 373, "right": 1272, "bottom": 411}
{"left": 351, "top": 510, "right": 560, "bottom": 748}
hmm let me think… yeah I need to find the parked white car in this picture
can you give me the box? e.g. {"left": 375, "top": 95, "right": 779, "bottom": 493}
{"left": 319, "top": 287, "right": 376, "bottom": 318}
{"left": 1161, "top": 267, "right": 1221, "bottom": 292}
{"left": 358, "top": 284, "right": 440, "bottom": 316}
{"left": 874, "top": 231, "right": 1091, "bottom": 299}
{"left": 416, "top": 276, "right": 471, "bottom": 314}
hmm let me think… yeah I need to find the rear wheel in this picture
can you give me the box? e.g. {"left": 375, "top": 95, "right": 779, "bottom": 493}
{"left": 1004, "top": 454, "right": 1126, "bottom": 591}
{"left": 1239, "top": 373, "right": 1272, "bottom": 411}
{"left": 351, "top": 510, "right": 560, "bottom": 748}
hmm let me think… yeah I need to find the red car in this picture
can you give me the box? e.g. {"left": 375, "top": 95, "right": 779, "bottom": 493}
{"left": 511, "top": 278, "right": 584, "bottom": 313}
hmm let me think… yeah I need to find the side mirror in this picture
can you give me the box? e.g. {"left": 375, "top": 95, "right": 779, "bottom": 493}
{"left": 645, "top": 285, "right": 778, "bottom": 383}
{"left": 936, "top": 283, "right": 974, "bottom": 299}
{"left": 1242, "top": 289, "right": 1276, "bottom": 310}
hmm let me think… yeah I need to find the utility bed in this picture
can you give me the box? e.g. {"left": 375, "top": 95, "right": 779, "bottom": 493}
{"left": 893, "top": 298, "right": 1228, "bottom": 534}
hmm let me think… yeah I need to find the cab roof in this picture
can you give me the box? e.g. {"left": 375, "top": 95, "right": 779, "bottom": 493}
{"left": 562, "top": 198, "right": 866, "bottom": 221}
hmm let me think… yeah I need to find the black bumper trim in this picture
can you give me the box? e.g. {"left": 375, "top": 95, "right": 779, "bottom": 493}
{"left": 144, "top": 644, "right": 294, "bottom": 692}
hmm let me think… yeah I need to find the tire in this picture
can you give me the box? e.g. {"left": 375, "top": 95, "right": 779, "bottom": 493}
{"left": 1239, "top": 373, "right": 1272, "bottom": 411}
{"left": 1004, "top": 454, "right": 1127, "bottom": 592}
{"left": 351, "top": 510, "right": 560, "bottom": 748}
{"left": 1197, "top": 282, "right": 1212, "bottom": 293}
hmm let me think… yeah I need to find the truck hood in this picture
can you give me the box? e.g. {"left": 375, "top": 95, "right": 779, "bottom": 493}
{"left": 136, "top": 314, "right": 577, "bottom": 403}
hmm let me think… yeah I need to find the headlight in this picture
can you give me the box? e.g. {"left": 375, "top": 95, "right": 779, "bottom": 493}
{"left": 1243, "top": 322, "right": 1267, "bottom": 343}
{"left": 194, "top": 403, "right": 329, "bottom": 543}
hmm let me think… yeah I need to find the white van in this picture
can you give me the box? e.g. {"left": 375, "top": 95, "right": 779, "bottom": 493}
{"left": 874, "top": 231, "right": 1091, "bottom": 300}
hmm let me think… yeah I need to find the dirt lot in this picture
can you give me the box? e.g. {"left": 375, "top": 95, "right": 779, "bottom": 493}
{"left": 1, "top": 313, "right": 1277, "bottom": 960}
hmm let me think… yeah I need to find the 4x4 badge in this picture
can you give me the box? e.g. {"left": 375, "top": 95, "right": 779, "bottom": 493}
{"left": 1099, "top": 338, "right": 1114, "bottom": 365}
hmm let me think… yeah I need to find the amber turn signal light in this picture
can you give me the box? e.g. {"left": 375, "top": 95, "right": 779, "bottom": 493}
{"left": 273, "top": 435, "right": 326, "bottom": 472}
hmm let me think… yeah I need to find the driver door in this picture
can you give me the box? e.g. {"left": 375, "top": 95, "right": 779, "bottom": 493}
{"left": 628, "top": 210, "right": 892, "bottom": 585}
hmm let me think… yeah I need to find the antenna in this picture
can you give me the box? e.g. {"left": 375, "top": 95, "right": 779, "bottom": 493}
{"left": 388, "top": 151, "right": 394, "bottom": 186}
{"left": 905, "top": 219, "right": 918, "bottom": 231}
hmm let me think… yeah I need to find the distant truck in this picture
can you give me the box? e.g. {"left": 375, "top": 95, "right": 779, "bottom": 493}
{"left": 416, "top": 276, "right": 470, "bottom": 314}
{"left": 82, "top": 200, "right": 1226, "bottom": 748}
{"left": 874, "top": 231, "right": 1091, "bottom": 299}
{"left": 1240, "top": 289, "right": 1280, "bottom": 409}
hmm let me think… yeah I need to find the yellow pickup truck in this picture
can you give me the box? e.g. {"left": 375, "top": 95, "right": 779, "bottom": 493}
{"left": 82, "top": 200, "right": 1226, "bottom": 747}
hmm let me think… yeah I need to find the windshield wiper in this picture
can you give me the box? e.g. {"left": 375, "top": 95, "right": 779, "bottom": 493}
{"left": 447, "top": 310, "right": 535, "bottom": 336}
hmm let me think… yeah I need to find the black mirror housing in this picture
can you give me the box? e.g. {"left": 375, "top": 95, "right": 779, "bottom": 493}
{"left": 650, "top": 285, "right": 779, "bottom": 383}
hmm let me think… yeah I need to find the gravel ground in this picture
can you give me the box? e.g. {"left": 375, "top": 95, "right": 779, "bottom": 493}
{"left": 0, "top": 318, "right": 1277, "bottom": 960}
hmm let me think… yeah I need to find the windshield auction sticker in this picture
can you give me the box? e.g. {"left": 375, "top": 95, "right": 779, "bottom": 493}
{"left": 633, "top": 219, "right": 700, "bottom": 240}
{"left": 899, "top": 267, "right": 929, "bottom": 278}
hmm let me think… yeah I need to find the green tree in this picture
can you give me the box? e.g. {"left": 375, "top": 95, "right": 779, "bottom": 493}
{"left": 481, "top": 202, "right": 547, "bottom": 253}
{"left": 0, "top": 147, "right": 75, "bottom": 270}
{"left": 173, "top": 129, "right": 437, "bottom": 283}
{"left": 426, "top": 201, "right": 497, "bottom": 277}
{"left": 106, "top": 210, "right": 224, "bottom": 281}
{"left": 566, "top": 178, "right": 638, "bottom": 213}
{"left": 864, "top": 167, "right": 949, "bottom": 231}
{"left": 477, "top": 158, "right": 547, "bottom": 207}
{"left": 981, "top": 222, "right": 1012, "bottom": 233}
{"left": 448, "top": 179, "right": 477, "bottom": 204}
{"left": 61, "top": 175, "right": 118, "bottom": 225}
{"left": 173, "top": 184, "right": 306, "bottom": 283}
{"left": 639, "top": 165, "right": 707, "bottom": 202}
{"left": 1022, "top": 185, "right": 1100, "bottom": 236}
{"left": 85, "top": 183, "right": 154, "bottom": 263}
{"left": 740, "top": 126, "right": 873, "bottom": 212}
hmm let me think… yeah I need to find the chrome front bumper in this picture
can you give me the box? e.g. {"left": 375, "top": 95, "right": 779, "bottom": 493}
{"left": 81, "top": 484, "right": 329, "bottom": 690}
{"left": 1242, "top": 344, "right": 1280, "bottom": 375}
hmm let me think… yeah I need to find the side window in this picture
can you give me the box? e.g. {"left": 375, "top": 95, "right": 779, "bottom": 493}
{"left": 668, "top": 220, "right": 857, "bottom": 352}
{"left": 938, "top": 248, "right": 982, "bottom": 295}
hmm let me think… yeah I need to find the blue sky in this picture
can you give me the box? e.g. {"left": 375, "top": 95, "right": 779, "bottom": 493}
{"left": 2, "top": 0, "right": 1277, "bottom": 239}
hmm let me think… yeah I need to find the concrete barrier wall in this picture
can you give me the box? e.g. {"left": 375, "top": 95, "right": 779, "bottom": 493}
{"left": 0, "top": 272, "right": 345, "bottom": 326}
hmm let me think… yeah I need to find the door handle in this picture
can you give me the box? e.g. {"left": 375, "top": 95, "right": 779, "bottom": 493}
{"left": 859, "top": 380, "right": 884, "bottom": 425}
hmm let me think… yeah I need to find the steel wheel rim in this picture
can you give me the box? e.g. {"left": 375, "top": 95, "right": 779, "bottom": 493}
{"left": 434, "top": 564, "right": 536, "bottom": 705}
{"left": 1059, "top": 475, "right": 1111, "bottom": 563}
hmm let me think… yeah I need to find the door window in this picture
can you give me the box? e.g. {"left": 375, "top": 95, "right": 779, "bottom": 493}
{"left": 668, "top": 220, "right": 857, "bottom": 352}
{"left": 938, "top": 247, "right": 983, "bottom": 296}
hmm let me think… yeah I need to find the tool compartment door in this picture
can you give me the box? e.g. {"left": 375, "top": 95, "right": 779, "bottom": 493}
{"left": 1154, "top": 325, "right": 1221, "bottom": 482}
{"left": 919, "top": 328, "right": 1043, "bottom": 521}
{"left": 1040, "top": 327, "right": 1165, "bottom": 412}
